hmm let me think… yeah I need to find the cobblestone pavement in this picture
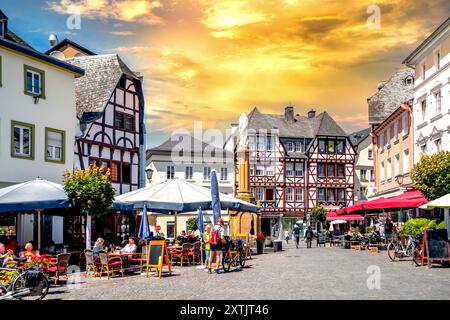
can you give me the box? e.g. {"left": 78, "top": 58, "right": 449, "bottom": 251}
{"left": 46, "top": 241, "right": 450, "bottom": 300}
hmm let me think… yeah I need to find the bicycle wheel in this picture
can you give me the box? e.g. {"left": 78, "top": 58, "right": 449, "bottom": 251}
{"left": 222, "top": 253, "right": 231, "bottom": 272}
{"left": 0, "top": 284, "right": 8, "bottom": 298}
{"left": 387, "top": 241, "right": 399, "bottom": 261}
{"left": 12, "top": 271, "right": 49, "bottom": 300}
{"left": 239, "top": 252, "right": 246, "bottom": 268}
{"left": 413, "top": 246, "right": 422, "bottom": 266}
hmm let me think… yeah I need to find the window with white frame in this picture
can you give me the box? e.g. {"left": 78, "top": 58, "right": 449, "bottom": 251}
{"left": 379, "top": 133, "right": 384, "bottom": 151}
{"left": 203, "top": 167, "right": 211, "bottom": 180}
{"left": 387, "top": 158, "right": 392, "bottom": 181}
{"left": 185, "top": 166, "right": 193, "bottom": 180}
{"left": 286, "top": 142, "right": 294, "bottom": 152}
{"left": 266, "top": 136, "right": 273, "bottom": 151}
{"left": 360, "top": 169, "right": 367, "bottom": 181}
{"left": 295, "top": 163, "right": 303, "bottom": 177}
{"left": 285, "top": 163, "right": 294, "bottom": 177}
{"left": 394, "top": 121, "right": 398, "bottom": 142}
{"left": 368, "top": 149, "right": 373, "bottom": 160}
{"left": 386, "top": 127, "right": 391, "bottom": 145}
{"left": 286, "top": 188, "right": 293, "bottom": 201}
{"left": 422, "top": 63, "right": 426, "bottom": 79}
{"left": 0, "top": 21, "right": 4, "bottom": 38}
{"left": 420, "top": 144, "right": 427, "bottom": 155}
{"left": 256, "top": 136, "right": 264, "bottom": 151}
{"left": 380, "top": 161, "right": 385, "bottom": 182}
{"left": 434, "top": 139, "right": 442, "bottom": 153}
{"left": 24, "top": 66, "right": 44, "bottom": 96}
{"left": 250, "top": 165, "right": 254, "bottom": 176}
{"left": 295, "top": 188, "right": 303, "bottom": 202}
{"left": 403, "top": 113, "right": 409, "bottom": 136}
{"left": 421, "top": 100, "right": 427, "bottom": 122}
{"left": 403, "top": 149, "right": 410, "bottom": 173}
{"left": 46, "top": 128, "right": 64, "bottom": 162}
{"left": 265, "top": 163, "right": 274, "bottom": 176}
{"left": 370, "top": 169, "right": 374, "bottom": 181}
{"left": 255, "top": 187, "right": 264, "bottom": 201}
{"left": 294, "top": 141, "right": 302, "bottom": 152}
{"left": 166, "top": 166, "right": 175, "bottom": 180}
{"left": 394, "top": 154, "right": 400, "bottom": 177}
{"left": 434, "top": 91, "right": 441, "bottom": 115}
{"left": 12, "top": 122, "right": 33, "bottom": 158}
{"left": 256, "top": 164, "right": 264, "bottom": 176}
{"left": 220, "top": 167, "right": 228, "bottom": 181}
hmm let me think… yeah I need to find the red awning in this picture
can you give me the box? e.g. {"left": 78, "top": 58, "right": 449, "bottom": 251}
{"left": 327, "top": 212, "right": 364, "bottom": 221}
{"left": 338, "top": 190, "right": 428, "bottom": 215}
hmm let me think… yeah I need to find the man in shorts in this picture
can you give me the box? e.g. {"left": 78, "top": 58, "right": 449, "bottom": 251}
{"left": 207, "top": 218, "right": 225, "bottom": 274}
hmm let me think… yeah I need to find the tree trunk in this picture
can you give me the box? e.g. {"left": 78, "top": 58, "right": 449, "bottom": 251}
{"left": 86, "top": 214, "right": 92, "bottom": 250}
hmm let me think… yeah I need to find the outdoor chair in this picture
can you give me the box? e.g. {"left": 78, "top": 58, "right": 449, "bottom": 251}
{"left": 188, "top": 241, "right": 201, "bottom": 264}
{"left": 130, "top": 245, "right": 148, "bottom": 273}
{"left": 46, "top": 253, "right": 71, "bottom": 285}
{"left": 95, "top": 251, "right": 124, "bottom": 280}
{"left": 83, "top": 249, "right": 96, "bottom": 277}
{"left": 171, "top": 243, "right": 192, "bottom": 267}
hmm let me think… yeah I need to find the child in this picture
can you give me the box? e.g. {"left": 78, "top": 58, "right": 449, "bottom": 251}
{"left": 203, "top": 225, "right": 211, "bottom": 270}
{"left": 284, "top": 228, "right": 290, "bottom": 244}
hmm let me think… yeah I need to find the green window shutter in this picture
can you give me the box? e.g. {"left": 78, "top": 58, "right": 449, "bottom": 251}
{"left": 23, "top": 64, "right": 46, "bottom": 99}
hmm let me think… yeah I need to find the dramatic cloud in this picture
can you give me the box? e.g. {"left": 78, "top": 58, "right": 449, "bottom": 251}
{"left": 48, "top": 0, "right": 163, "bottom": 24}
{"left": 50, "top": 0, "right": 450, "bottom": 145}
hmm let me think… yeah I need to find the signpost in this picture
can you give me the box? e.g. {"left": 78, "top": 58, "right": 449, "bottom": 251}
{"left": 421, "top": 229, "right": 450, "bottom": 268}
{"left": 145, "top": 240, "right": 171, "bottom": 278}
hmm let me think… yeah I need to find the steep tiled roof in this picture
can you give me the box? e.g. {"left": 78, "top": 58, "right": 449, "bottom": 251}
{"left": 65, "top": 54, "right": 138, "bottom": 117}
{"left": 367, "top": 68, "right": 414, "bottom": 125}
{"left": 349, "top": 128, "right": 371, "bottom": 146}
{"left": 247, "top": 107, "right": 347, "bottom": 138}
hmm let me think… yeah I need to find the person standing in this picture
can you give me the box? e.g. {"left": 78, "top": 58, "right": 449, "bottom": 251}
{"left": 284, "top": 228, "right": 290, "bottom": 244}
{"left": 207, "top": 218, "right": 225, "bottom": 274}
{"left": 203, "top": 225, "right": 212, "bottom": 270}
{"left": 305, "top": 226, "right": 313, "bottom": 248}
{"left": 293, "top": 224, "right": 301, "bottom": 249}
{"left": 384, "top": 218, "right": 393, "bottom": 242}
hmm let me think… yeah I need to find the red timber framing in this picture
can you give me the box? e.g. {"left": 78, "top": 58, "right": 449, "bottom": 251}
{"left": 307, "top": 137, "right": 355, "bottom": 212}
{"left": 74, "top": 76, "right": 142, "bottom": 195}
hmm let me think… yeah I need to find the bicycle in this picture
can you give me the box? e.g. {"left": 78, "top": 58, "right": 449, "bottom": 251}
{"left": 387, "top": 235, "right": 416, "bottom": 262}
{"left": 0, "top": 258, "right": 49, "bottom": 300}
{"left": 412, "top": 235, "right": 423, "bottom": 266}
{"left": 222, "top": 239, "right": 246, "bottom": 272}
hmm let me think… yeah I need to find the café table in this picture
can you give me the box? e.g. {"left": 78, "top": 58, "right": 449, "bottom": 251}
{"left": 109, "top": 252, "right": 141, "bottom": 274}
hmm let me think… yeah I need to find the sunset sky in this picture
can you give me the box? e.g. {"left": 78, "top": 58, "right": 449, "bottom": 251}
{"left": 2, "top": 0, "right": 449, "bottom": 147}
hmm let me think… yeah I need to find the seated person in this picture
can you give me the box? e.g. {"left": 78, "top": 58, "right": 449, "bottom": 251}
{"left": 0, "top": 243, "right": 16, "bottom": 267}
{"left": 93, "top": 237, "right": 105, "bottom": 255}
{"left": 19, "top": 242, "right": 39, "bottom": 260}
{"left": 44, "top": 240, "right": 56, "bottom": 255}
{"left": 177, "top": 230, "right": 188, "bottom": 244}
{"left": 6, "top": 236, "right": 17, "bottom": 254}
{"left": 121, "top": 237, "right": 137, "bottom": 254}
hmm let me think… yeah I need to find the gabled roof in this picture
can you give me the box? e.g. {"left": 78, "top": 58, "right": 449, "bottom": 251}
{"left": 45, "top": 38, "right": 97, "bottom": 56}
{"left": 147, "top": 134, "right": 233, "bottom": 159}
{"left": 349, "top": 128, "right": 371, "bottom": 146}
{"left": 403, "top": 17, "right": 450, "bottom": 66}
{"left": 64, "top": 54, "right": 139, "bottom": 117}
{"left": 0, "top": 37, "right": 84, "bottom": 76}
{"left": 246, "top": 107, "right": 347, "bottom": 139}
{"left": 367, "top": 68, "right": 414, "bottom": 125}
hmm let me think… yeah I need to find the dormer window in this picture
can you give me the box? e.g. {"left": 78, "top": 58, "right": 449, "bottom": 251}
{"left": 404, "top": 75, "right": 414, "bottom": 86}
{"left": 0, "top": 21, "right": 4, "bottom": 38}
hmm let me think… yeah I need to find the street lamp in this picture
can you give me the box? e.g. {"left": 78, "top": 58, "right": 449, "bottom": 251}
{"left": 145, "top": 168, "right": 153, "bottom": 183}
{"left": 395, "top": 174, "right": 404, "bottom": 186}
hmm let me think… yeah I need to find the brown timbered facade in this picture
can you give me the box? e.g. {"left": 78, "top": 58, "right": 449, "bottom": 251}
{"left": 233, "top": 107, "right": 355, "bottom": 230}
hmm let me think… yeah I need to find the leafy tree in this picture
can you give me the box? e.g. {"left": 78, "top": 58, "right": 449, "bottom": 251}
{"left": 63, "top": 165, "right": 115, "bottom": 249}
{"left": 187, "top": 217, "right": 198, "bottom": 232}
{"left": 412, "top": 151, "right": 450, "bottom": 200}
{"left": 311, "top": 206, "right": 327, "bottom": 230}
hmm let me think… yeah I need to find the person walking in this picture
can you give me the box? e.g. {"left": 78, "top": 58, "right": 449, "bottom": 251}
{"left": 293, "top": 224, "right": 301, "bottom": 249}
{"left": 284, "top": 228, "right": 290, "bottom": 244}
{"left": 305, "top": 226, "right": 313, "bottom": 248}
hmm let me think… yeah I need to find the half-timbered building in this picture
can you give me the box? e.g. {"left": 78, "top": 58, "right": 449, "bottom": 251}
{"left": 229, "top": 106, "right": 356, "bottom": 236}
{"left": 46, "top": 41, "right": 146, "bottom": 244}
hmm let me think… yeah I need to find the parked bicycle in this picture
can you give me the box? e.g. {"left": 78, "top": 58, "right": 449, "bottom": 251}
{"left": 387, "top": 234, "right": 420, "bottom": 262}
{"left": 0, "top": 258, "right": 49, "bottom": 300}
{"left": 222, "top": 239, "right": 246, "bottom": 272}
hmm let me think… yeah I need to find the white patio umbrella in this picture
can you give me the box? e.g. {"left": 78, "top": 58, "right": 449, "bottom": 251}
{"left": 114, "top": 178, "right": 261, "bottom": 236}
{"left": 419, "top": 193, "right": 450, "bottom": 237}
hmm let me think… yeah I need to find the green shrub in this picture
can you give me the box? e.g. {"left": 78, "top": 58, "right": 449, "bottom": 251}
{"left": 399, "top": 218, "right": 439, "bottom": 236}
{"left": 437, "top": 221, "right": 446, "bottom": 229}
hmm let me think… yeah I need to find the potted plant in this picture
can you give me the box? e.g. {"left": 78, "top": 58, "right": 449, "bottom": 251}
{"left": 264, "top": 236, "right": 273, "bottom": 247}
{"left": 255, "top": 233, "right": 265, "bottom": 254}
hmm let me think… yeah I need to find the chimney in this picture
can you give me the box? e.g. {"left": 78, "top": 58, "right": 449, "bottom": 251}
{"left": 308, "top": 109, "right": 316, "bottom": 118}
{"left": 285, "top": 106, "right": 294, "bottom": 122}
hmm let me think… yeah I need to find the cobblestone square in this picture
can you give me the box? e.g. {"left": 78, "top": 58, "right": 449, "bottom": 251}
{"left": 45, "top": 241, "right": 450, "bottom": 300}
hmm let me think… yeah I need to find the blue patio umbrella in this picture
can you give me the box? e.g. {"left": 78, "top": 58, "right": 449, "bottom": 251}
{"left": 250, "top": 213, "right": 255, "bottom": 236}
{"left": 138, "top": 205, "right": 151, "bottom": 239}
{"left": 196, "top": 207, "right": 205, "bottom": 239}
{"left": 210, "top": 170, "right": 221, "bottom": 225}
